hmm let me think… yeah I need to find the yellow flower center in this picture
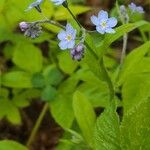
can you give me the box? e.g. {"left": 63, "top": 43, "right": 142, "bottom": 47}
{"left": 66, "top": 35, "right": 72, "bottom": 41}
{"left": 101, "top": 21, "right": 107, "bottom": 28}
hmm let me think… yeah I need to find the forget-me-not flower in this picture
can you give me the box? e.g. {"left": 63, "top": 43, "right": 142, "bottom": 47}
{"left": 91, "top": 10, "right": 117, "bottom": 34}
{"left": 51, "top": 0, "right": 65, "bottom": 5}
{"left": 26, "top": 0, "right": 44, "bottom": 12}
{"left": 128, "top": 3, "right": 144, "bottom": 13}
{"left": 58, "top": 23, "right": 76, "bottom": 50}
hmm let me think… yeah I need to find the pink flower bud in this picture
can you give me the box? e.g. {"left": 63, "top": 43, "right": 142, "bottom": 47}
{"left": 19, "top": 22, "right": 29, "bottom": 32}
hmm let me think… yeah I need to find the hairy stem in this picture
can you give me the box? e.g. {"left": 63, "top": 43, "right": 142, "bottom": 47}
{"left": 120, "top": 33, "right": 128, "bottom": 65}
{"left": 26, "top": 103, "right": 49, "bottom": 147}
{"left": 30, "top": 20, "right": 65, "bottom": 29}
{"left": 100, "top": 58, "right": 115, "bottom": 101}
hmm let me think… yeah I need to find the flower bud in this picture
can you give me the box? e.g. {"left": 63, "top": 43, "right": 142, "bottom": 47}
{"left": 19, "top": 22, "right": 29, "bottom": 32}
{"left": 24, "top": 24, "right": 42, "bottom": 39}
{"left": 70, "top": 43, "right": 84, "bottom": 61}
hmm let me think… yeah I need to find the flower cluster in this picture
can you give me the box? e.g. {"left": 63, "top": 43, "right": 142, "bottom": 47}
{"left": 57, "top": 23, "right": 84, "bottom": 61}
{"left": 119, "top": 3, "right": 144, "bottom": 24}
{"left": 129, "top": 2, "right": 144, "bottom": 14}
{"left": 71, "top": 44, "right": 84, "bottom": 61}
{"left": 120, "top": 5, "right": 129, "bottom": 23}
{"left": 19, "top": 22, "right": 42, "bottom": 38}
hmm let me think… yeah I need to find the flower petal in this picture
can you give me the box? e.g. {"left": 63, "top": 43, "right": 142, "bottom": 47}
{"left": 67, "top": 40, "right": 75, "bottom": 49}
{"left": 66, "top": 23, "right": 76, "bottom": 38}
{"left": 96, "top": 26, "right": 105, "bottom": 34}
{"left": 51, "top": 0, "right": 65, "bottom": 5}
{"left": 105, "top": 28, "right": 115, "bottom": 34}
{"left": 136, "top": 6, "right": 144, "bottom": 13}
{"left": 91, "top": 15, "right": 99, "bottom": 26}
{"left": 59, "top": 40, "right": 68, "bottom": 50}
{"left": 98, "top": 10, "right": 108, "bottom": 20}
{"left": 57, "top": 30, "right": 66, "bottom": 40}
{"left": 72, "top": 29, "right": 77, "bottom": 40}
{"left": 107, "top": 17, "right": 117, "bottom": 27}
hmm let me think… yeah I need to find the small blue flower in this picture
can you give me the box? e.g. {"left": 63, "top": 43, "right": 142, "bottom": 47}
{"left": 58, "top": 23, "right": 76, "bottom": 50}
{"left": 91, "top": 10, "right": 117, "bottom": 34}
{"left": 128, "top": 3, "right": 144, "bottom": 13}
{"left": 51, "top": 0, "right": 65, "bottom": 5}
{"left": 26, "top": 0, "right": 43, "bottom": 12}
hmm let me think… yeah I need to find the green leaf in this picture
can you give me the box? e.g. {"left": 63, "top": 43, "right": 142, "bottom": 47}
{"left": 12, "top": 94, "right": 30, "bottom": 108}
{"left": 43, "top": 65, "right": 63, "bottom": 86}
{"left": 122, "top": 74, "right": 150, "bottom": 113}
{"left": 0, "top": 88, "right": 9, "bottom": 99}
{"left": 1, "top": 71, "right": 32, "bottom": 88}
{"left": 58, "top": 52, "right": 78, "bottom": 74}
{"left": 31, "top": 73, "right": 45, "bottom": 88}
{"left": 0, "top": 140, "right": 28, "bottom": 150}
{"left": 54, "top": 5, "right": 91, "bottom": 21}
{"left": 41, "top": 85, "right": 57, "bottom": 102}
{"left": 118, "top": 41, "right": 150, "bottom": 85}
{"left": 73, "top": 91, "right": 96, "bottom": 147}
{"left": 94, "top": 105, "right": 121, "bottom": 150}
{"left": 0, "top": 99, "right": 21, "bottom": 124}
{"left": 13, "top": 42, "right": 43, "bottom": 73}
{"left": 50, "top": 77, "right": 78, "bottom": 129}
{"left": 50, "top": 94, "right": 74, "bottom": 129}
{"left": 121, "top": 98, "right": 150, "bottom": 150}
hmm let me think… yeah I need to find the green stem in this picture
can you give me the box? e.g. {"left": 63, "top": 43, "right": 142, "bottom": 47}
{"left": 30, "top": 19, "right": 65, "bottom": 29}
{"left": 26, "top": 103, "right": 49, "bottom": 147}
{"left": 66, "top": 6, "right": 115, "bottom": 101}
{"left": 66, "top": 7, "right": 82, "bottom": 28}
{"left": 120, "top": 33, "right": 128, "bottom": 65}
{"left": 100, "top": 58, "right": 115, "bottom": 101}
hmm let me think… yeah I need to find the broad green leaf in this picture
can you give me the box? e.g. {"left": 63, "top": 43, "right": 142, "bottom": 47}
{"left": 1, "top": 71, "right": 32, "bottom": 88}
{"left": 96, "top": 21, "right": 148, "bottom": 57}
{"left": 122, "top": 74, "right": 150, "bottom": 113}
{"left": 0, "top": 88, "right": 9, "bottom": 99}
{"left": 50, "top": 77, "right": 78, "bottom": 128}
{"left": 31, "top": 73, "right": 45, "bottom": 88}
{"left": 58, "top": 52, "right": 78, "bottom": 75}
{"left": 43, "top": 65, "right": 63, "bottom": 86}
{"left": 41, "top": 85, "right": 57, "bottom": 102}
{"left": 50, "top": 94, "right": 74, "bottom": 128}
{"left": 118, "top": 41, "right": 150, "bottom": 85}
{"left": 121, "top": 98, "right": 150, "bottom": 150}
{"left": 94, "top": 105, "right": 121, "bottom": 150}
{"left": 54, "top": 5, "right": 91, "bottom": 21}
{"left": 13, "top": 42, "right": 43, "bottom": 73}
{"left": 73, "top": 91, "right": 96, "bottom": 147}
{"left": 0, "top": 99, "right": 21, "bottom": 124}
{"left": 0, "top": 140, "right": 28, "bottom": 150}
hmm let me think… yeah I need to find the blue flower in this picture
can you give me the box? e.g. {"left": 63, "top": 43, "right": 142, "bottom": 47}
{"left": 58, "top": 23, "right": 76, "bottom": 50}
{"left": 128, "top": 3, "right": 144, "bottom": 13}
{"left": 26, "top": 0, "right": 43, "bottom": 12}
{"left": 51, "top": 0, "right": 65, "bottom": 5}
{"left": 91, "top": 10, "right": 117, "bottom": 34}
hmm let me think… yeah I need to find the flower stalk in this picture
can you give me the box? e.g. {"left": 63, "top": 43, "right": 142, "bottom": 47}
{"left": 26, "top": 103, "right": 49, "bottom": 147}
